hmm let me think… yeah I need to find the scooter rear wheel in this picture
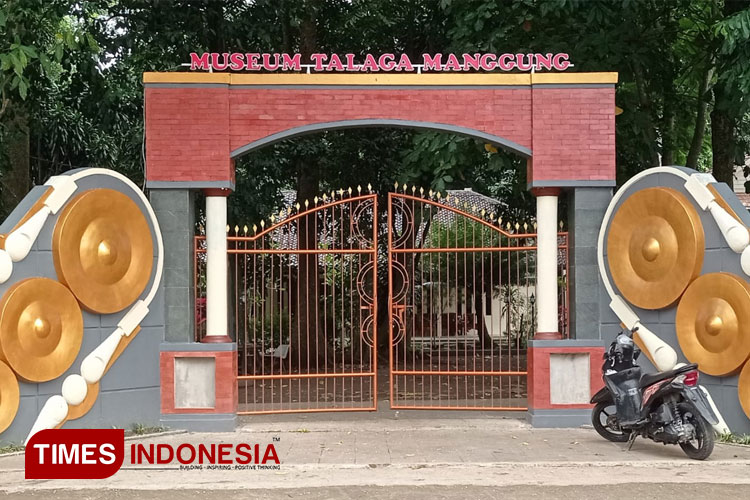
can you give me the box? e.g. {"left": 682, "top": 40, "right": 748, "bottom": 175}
{"left": 678, "top": 404, "right": 714, "bottom": 460}
{"left": 592, "top": 401, "right": 631, "bottom": 442}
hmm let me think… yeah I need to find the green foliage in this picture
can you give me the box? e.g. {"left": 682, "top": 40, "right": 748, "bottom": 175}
{"left": 422, "top": 216, "right": 537, "bottom": 344}
{"left": 497, "top": 284, "right": 535, "bottom": 346}
{"left": 428, "top": 217, "right": 500, "bottom": 250}
{"left": 247, "top": 303, "right": 292, "bottom": 349}
{"left": 401, "top": 132, "right": 533, "bottom": 218}
{"left": 0, "top": 0, "right": 75, "bottom": 105}
{"left": 426, "top": 216, "right": 536, "bottom": 289}
{"left": 230, "top": 127, "right": 414, "bottom": 225}
{"left": 0, "top": 443, "right": 24, "bottom": 454}
{"left": 715, "top": 7, "right": 750, "bottom": 99}
{"left": 241, "top": 252, "right": 293, "bottom": 349}
{"left": 1, "top": 0, "right": 750, "bottom": 218}
{"left": 718, "top": 432, "right": 750, "bottom": 445}
{"left": 129, "top": 423, "right": 169, "bottom": 436}
{"left": 319, "top": 253, "right": 360, "bottom": 354}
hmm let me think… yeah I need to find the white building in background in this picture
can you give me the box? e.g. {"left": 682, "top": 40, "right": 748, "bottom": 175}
{"left": 733, "top": 163, "right": 750, "bottom": 209}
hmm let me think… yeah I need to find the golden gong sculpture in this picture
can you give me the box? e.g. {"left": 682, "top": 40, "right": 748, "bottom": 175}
{"left": 0, "top": 360, "right": 20, "bottom": 433}
{"left": 0, "top": 277, "right": 83, "bottom": 382}
{"left": 53, "top": 189, "right": 153, "bottom": 314}
{"left": 607, "top": 187, "right": 704, "bottom": 310}
{"left": 739, "top": 361, "right": 750, "bottom": 419}
{"left": 676, "top": 272, "right": 750, "bottom": 377}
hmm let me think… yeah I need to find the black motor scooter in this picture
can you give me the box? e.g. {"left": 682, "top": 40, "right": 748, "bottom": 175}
{"left": 590, "top": 327, "right": 718, "bottom": 460}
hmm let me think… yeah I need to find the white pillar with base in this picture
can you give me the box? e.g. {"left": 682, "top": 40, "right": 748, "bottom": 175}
{"left": 204, "top": 189, "right": 232, "bottom": 343}
{"left": 533, "top": 188, "right": 561, "bottom": 340}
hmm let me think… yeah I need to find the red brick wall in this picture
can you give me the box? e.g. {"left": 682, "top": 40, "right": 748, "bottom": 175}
{"left": 530, "top": 87, "right": 615, "bottom": 183}
{"left": 227, "top": 88, "right": 532, "bottom": 152}
{"left": 145, "top": 87, "right": 232, "bottom": 183}
{"left": 145, "top": 85, "right": 614, "bottom": 186}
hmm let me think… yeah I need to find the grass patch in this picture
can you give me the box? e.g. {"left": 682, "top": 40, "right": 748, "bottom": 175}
{"left": 128, "top": 423, "right": 170, "bottom": 436}
{"left": 719, "top": 432, "right": 750, "bottom": 445}
{"left": 0, "top": 444, "right": 24, "bottom": 455}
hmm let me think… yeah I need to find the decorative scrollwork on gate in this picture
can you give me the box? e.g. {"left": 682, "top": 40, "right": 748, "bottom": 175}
{"left": 356, "top": 261, "right": 375, "bottom": 305}
{"left": 391, "top": 311, "right": 406, "bottom": 346}
{"left": 390, "top": 260, "right": 409, "bottom": 303}
{"left": 350, "top": 197, "right": 376, "bottom": 248}
{"left": 361, "top": 314, "right": 375, "bottom": 348}
{"left": 389, "top": 196, "right": 414, "bottom": 248}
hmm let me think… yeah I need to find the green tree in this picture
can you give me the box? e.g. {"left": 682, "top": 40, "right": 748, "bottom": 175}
{"left": 711, "top": 0, "right": 750, "bottom": 184}
{"left": 0, "top": 0, "right": 91, "bottom": 215}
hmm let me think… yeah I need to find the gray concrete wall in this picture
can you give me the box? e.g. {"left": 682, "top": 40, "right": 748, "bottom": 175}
{"left": 150, "top": 189, "right": 195, "bottom": 343}
{"left": 0, "top": 173, "right": 165, "bottom": 445}
{"left": 599, "top": 171, "right": 750, "bottom": 434}
{"left": 567, "top": 187, "right": 612, "bottom": 340}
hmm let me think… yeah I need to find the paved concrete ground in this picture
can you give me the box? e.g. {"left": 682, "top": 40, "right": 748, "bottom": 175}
{"left": 4, "top": 484, "right": 750, "bottom": 500}
{"left": 1, "top": 412, "right": 749, "bottom": 498}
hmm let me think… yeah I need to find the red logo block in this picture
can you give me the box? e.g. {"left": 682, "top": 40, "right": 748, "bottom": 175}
{"left": 25, "top": 429, "right": 125, "bottom": 479}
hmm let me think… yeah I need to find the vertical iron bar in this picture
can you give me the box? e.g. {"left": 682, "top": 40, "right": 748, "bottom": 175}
{"left": 312, "top": 201, "right": 318, "bottom": 407}
{"left": 430, "top": 207, "right": 440, "bottom": 405}
{"left": 489, "top": 226, "right": 494, "bottom": 406}
{"left": 464, "top": 208, "right": 474, "bottom": 406}
{"left": 260, "top": 232, "right": 266, "bottom": 410}
{"left": 419, "top": 196, "right": 425, "bottom": 406}
{"left": 414, "top": 194, "right": 424, "bottom": 406}
{"left": 349, "top": 202, "right": 354, "bottom": 406}
{"left": 323, "top": 204, "right": 329, "bottom": 408}
{"left": 388, "top": 193, "right": 394, "bottom": 409}
{"left": 372, "top": 195, "right": 378, "bottom": 410}
{"left": 472, "top": 220, "right": 477, "bottom": 407}
{"left": 428, "top": 199, "right": 434, "bottom": 405}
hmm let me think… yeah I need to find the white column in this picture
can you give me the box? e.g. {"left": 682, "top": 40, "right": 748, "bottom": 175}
{"left": 203, "top": 192, "right": 231, "bottom": 342}
{"left": 534, "top": 189, "right": 561, "bottom": 339}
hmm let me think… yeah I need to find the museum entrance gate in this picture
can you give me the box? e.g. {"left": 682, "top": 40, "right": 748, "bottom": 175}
{"left": 194, "top": 188, "right": 568, "bottom": 414}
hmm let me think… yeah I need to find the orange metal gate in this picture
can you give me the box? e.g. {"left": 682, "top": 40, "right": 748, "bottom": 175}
{"left": 196, "top": 192, "right": 378, "bottom": 414}
{"left": 195, "top": 188, "right": 568, "bottom": 413}
{"left": 387, "top": 192, "right": 568, "bottom": 410}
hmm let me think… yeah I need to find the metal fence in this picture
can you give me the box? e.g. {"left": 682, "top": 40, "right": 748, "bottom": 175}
{"left": 387, "top": 192, "right": 568, "bottom": 410}
{"left": 196, "top": 193, "right": 378, "bottom": 414}
{"left": 195, "top": 188, "right": 569, "bottom": 413}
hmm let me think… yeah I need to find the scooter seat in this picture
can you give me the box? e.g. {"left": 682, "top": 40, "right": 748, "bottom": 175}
{"left": 639, "top": 363, "right": 698, "bottom": 388}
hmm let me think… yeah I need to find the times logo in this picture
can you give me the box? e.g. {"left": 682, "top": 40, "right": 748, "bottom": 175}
{"left": 25, "top": 429, "right": 281, "bottom": 479}
{"left": 26, "top": 429, "right": 125, "bottom": 479}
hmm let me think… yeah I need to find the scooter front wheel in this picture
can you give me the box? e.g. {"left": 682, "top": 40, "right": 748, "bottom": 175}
{"left": 592, "top": 401, "right": 631, "bottom": 442}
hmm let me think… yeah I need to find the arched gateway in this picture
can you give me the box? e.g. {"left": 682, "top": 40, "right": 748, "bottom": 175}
{"left": 145, "top": 71, "right": 617, "bottom": 429}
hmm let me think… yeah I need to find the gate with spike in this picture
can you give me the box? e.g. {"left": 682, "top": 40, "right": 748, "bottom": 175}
{"left": 194, "top": 187, "right": 568, "bottom": 414}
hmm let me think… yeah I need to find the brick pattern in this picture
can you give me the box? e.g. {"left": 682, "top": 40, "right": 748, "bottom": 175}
{"left": 527, "top": 346, "right": 605, "bottom": 410}
{"left": 227, "top": 88, "right": 531, "bottom": 152}
{"left": 530, "top": 87, "right": 615, "bottom": 182}
{"left": 160, "top": 351, "right": 237, "bottom": 414}
{"left": 145, "top": 85, "right": 615, "bottom": 185}
{"left": 145, "top": 88, "right": 232, "bottom": 183}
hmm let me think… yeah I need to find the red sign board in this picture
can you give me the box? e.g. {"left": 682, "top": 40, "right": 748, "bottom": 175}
{"left": 25, "top": 429, "right": 125, "bottom": 479}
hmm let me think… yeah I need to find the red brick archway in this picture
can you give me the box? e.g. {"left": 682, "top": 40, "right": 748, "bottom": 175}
{"left": 143, "top": 72, "right": 617, "bottom": 189}
{"left": 146, "top": 70, "right": 619, "bottom": 426}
